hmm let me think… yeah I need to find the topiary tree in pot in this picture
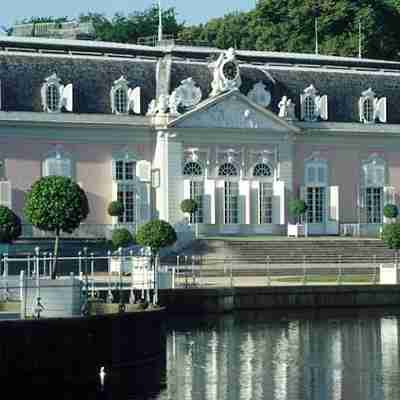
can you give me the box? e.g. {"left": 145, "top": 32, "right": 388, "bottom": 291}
{"left": 383, "top": 204, "right": 398, "bottom": 223}
{"left": 108, "top": 200, "right": 124, "bottom": 218}
{"left": 288, "top": 199, "right": 307, "bottom": 224}
{"left": 136, "top": 219, "right": 177, "bottom": 304}
{"left": 0, "top": 205, "right": 22, "bottom": 244}
{"left": 111, "top": 228, "right": 135, "bottom": 250}
{"left": 24, "top": 176, "right": 89, "bottom": 279}
{"left": 180, "top": 198, "right": 198, "bottom": 237}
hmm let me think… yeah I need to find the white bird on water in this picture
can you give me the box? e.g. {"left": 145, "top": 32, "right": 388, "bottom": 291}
{"left": 99, "top": 366, "right": 106, "bottom": 388}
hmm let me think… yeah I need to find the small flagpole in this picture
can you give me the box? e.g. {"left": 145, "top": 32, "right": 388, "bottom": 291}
{"left": 358, "top": 22, "right": 362, "bottom": 58}
{"left": 315, "top": 18, "right": 319, "bottom": 55}
{"left": 158, "top": 0, "right": 163, "bottom": 43}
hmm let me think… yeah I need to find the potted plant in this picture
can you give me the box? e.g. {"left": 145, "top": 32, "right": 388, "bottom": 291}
{"left": 287, "top": 199, "right": 308, "bottom": 237}
{"left": 180, "top": 198, "right": 198, "bottom": 238}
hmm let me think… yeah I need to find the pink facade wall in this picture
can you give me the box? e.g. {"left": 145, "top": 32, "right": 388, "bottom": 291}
{"left": 2, "top": 139, "right": 153, "bottom": 225}
{"left": 294, "top": 143, "right": 400, "bottom": 223}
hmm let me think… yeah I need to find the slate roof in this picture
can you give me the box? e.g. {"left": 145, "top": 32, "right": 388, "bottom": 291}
{"left": 1, "top": 36, "right": 400, "bottom": 123}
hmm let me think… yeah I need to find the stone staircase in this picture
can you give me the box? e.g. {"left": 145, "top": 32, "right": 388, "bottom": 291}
{"left": 173, "top": 238, "right": 397, "bottom": 266}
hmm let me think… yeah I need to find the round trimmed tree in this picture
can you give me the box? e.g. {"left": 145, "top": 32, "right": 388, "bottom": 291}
{"left": 288, "top": 199, "right": 307, "bottom": 224}
{"left": 108, "top": 200, "right": 124, "bottom": 217}
{"left": 136, "top": 220, "right": 177, "bottom": 255}
{"left": 111, "top": 228, "right": 134, "bottom": 250}
{"left": 24, "top": 176, "right": 89, "bottom": 278}
{"left": 383, "top": 204, "right": 398, "bottom": 221}
{"left": 0, "top": 205, "right": 21, "bottom": 243}
{"left": 136, "top": 220, "right": 177, "bottom": 304}
{"left": 180, "top": 199, "right": 198, "bottom": 217}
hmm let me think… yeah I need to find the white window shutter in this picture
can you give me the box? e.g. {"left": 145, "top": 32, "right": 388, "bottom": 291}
{"left": 358, "top": 97, "right": 364, "bottom": 123}
{"left": 111, "top": 181, "right": 119, "bottom": 224}
{"left": 183, "top": 180, "right": 190, "bottom": 201}
{"left": 300, "top": 93, "right": 306, "bottom": 120}
{"left": 62, "top": 83, "right": 73, "bottom": 112}
{"left": 61, "top": 158, "right": 72, "bottom": 178}
{"left": 300, "top": 186, "right": 306, "bottom": 223}
{"left": 112, "top": 160, "right": 117, "bottom": 181}
{"left": 110, "top": 87, "right": 116, "bottom": 114}
{"left": 41, "top": 84, "right": 47, "bottom": 111}
{"left": 329, "top": 186, "right": 339, "bottom": 222}
{"left": 0, "top": 181, "right": 11, "bottom": 209}
{"left": 376, "top": 97, "right": 387, "bottom": 123}
{"left": 318, "top": 166, "right": 326, "bottom": 185}
{"left": 128, "top": 87, "right": 141, "bottom": 114}
{"left": 58, "top": 85, "right": 64, "bottom": 110}
{"left": 138, "top": 182, "right": 150, "bottom": 225}
{"left": 319, "top": 95, "right": 328, "bottom": 120}
{"left": 136, "top": 160, "right": 151, "bottom": 182}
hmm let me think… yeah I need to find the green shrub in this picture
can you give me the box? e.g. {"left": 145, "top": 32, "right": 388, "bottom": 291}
{"left": 382, "top": 223, "right": 400, "bottom": 252}
{"left": 0, "top": 206, "right": 21, "bottom": 243}
{"left": 383, "top": 204, "right": 398, "bottom": 220}
{"left": 288, "top": 199, "right": 307, "bottom": 223}
{"left": 111, "top": 228, "right": 134, "bottom": 249}
{"left": 136, "top": 220, "right": 177, "bottom": 254}
{"left": 108, "top": 200, "right": 124, "bottom": 217}
{"left": 180, "top": 199, "right": 198, "bottom": 215}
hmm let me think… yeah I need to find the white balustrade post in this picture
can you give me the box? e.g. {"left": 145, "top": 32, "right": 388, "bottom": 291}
{"left": 3, "top": 253, "right": 8, "bottom": 278}
{"left": 78, "top": 251, "right": 82, "bottom": 276}
{"left": 90, "top": 252, "right": 95, "bottom": 298}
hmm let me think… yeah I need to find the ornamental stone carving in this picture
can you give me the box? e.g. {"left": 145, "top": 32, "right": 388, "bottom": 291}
{"left": 173, "top": 78, "right": 202, "bottom": 109}
{"left": 210, "top": 48, "right": 242, "bottom": 97}
{"left": 247, "top": 82, "right": 271, "bottom": 108}
{"left": 278, "top": 96, "right": 296, "bottom": 120}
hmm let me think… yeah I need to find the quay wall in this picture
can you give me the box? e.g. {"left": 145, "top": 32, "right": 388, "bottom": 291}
{"left": 159, "top": 285, "right": 400, "bottom": 313}
{"left": 0, "top": 308, "right": 166, "bottom": 385}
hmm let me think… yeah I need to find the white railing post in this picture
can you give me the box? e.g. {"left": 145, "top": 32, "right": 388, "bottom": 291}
{"left": 266, "top": 256, "right": 271, "bottom": 286}
{"left": 337, "top": 255, "right": 342, "bottom": 285}
{"left": 3, "top": 253, "right": 8, "bottom": 278}
{"left": 302, "top": 255, "right": 307, "bottom": 285}
{"left": 90, "top": 252, "right": 95, "bottom": 298}
{"left": 78, "top": 251, "right": 82, "bottom": 276}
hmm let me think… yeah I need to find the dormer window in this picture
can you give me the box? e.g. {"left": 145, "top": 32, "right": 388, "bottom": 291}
{"left": 41, "top": 73, "right": 73, "bottom": 113}
{"left": 359, "top": 88, "right": 387, "bottom": 124}
{"left": 110, "top": 76, "right": 141, "bottom": 115}
{"left": 300, "top": 85, "right": 328, "bottom": 122}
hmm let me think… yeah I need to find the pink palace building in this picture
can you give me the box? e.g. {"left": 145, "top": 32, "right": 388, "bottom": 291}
{"left": 0, "top": 35, "right": 399, "bottom": 238}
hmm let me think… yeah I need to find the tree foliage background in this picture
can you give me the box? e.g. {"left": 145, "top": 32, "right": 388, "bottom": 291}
{"left": 8, "top": 0, "right": 400, "bottom": 60}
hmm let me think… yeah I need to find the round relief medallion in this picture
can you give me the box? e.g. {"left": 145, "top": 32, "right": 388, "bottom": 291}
{"left": 222, "top": 61, "right": 239, "bottom": 81}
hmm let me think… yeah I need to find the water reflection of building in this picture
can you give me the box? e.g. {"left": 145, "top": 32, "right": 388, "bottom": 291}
{"left": 165, "top": 312, "right": 399, "bottom": 400}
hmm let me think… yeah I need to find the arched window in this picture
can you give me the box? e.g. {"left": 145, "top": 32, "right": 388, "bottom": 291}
{"left": 46, "top": 83, "right": 60, "bottom": 112}
{"left": 359, "top": 88, "right": 387, "bottom": 124}
{"left": 218, "top": 163, "right": 239, "bottom": 224}
{"left": 218, "top": 163, "right": 238, "bottom": 177}
{"left": 363, "top": 97, "right": 374, "bottom": 123}
{"left": 253, "top": 163, "right": 273, "bottom": 224}
{"left": 183, "top": 161, "right": 203, "bottom": 223}
{"left": 183, "top": 161, "right": 203, "bottom": 177}
{"left": 361, "top": 155, "right": 385, "bottom": 223}
{"left": 111, "top": 76, "right": 130, "bottom": 115}
{"left": 43, "top": 146, "right": 72, "bottom": 178}
{"left": 253, "top": 163, "right": 272, "bottom": 177}
{"left": 112, "top": 150, "right": 138, "bottom": 224}
{"left": 114, "top": 86, "right": 128, "bottom": 114}
{"left": 304, "top": 96, "right": 316, "bottom": 121}
{"left": 304, "top": 155, "right": 328, "bottom": 224}
{"left": 300, "top": 84, "right": 328, "bottom": 122}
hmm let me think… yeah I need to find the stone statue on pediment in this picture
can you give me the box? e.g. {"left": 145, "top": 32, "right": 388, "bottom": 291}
{"left": 278, "top": 96, "right": 296, "bottom": 120}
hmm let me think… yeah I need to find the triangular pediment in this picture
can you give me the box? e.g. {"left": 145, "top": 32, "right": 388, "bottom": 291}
{"left": 168, "top": 89, "right": 300, "bottom": 133}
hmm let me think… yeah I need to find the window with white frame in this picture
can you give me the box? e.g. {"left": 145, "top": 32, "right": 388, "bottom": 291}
{"left": 113, "top": 155, "right": 137, "bottom": 224}
{"left": 361, "top": 155, "right": 385, "bottom": 223}
{"left": 253, "top": 163, "right": 273, "bottom": 224}
{"left": 300, "top": 84, "right": 328, "bottom": 122}
{"left": 218, "top": 163, "right": 239, "bottom": 224}
{"left": 43, "top": 146, "right": 72, "bottom": 178}
{"left": 183, "top": 161, "right": 204, "bottom": 223}
{"left": 305, "top": 156, "right": 328, "bottom": 224}
{"left": 359, "top": 88, "right": 387, "bottom": 124}
{"left": 110, "top": 76, "right": 141, "bottom": 115}
{"left": 41, "top": 73, "right": 73, "bottom": 113}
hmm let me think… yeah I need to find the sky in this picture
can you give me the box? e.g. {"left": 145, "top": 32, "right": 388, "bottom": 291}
{"left": 0, "top": 0, "right": 255, "bottom": 30}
